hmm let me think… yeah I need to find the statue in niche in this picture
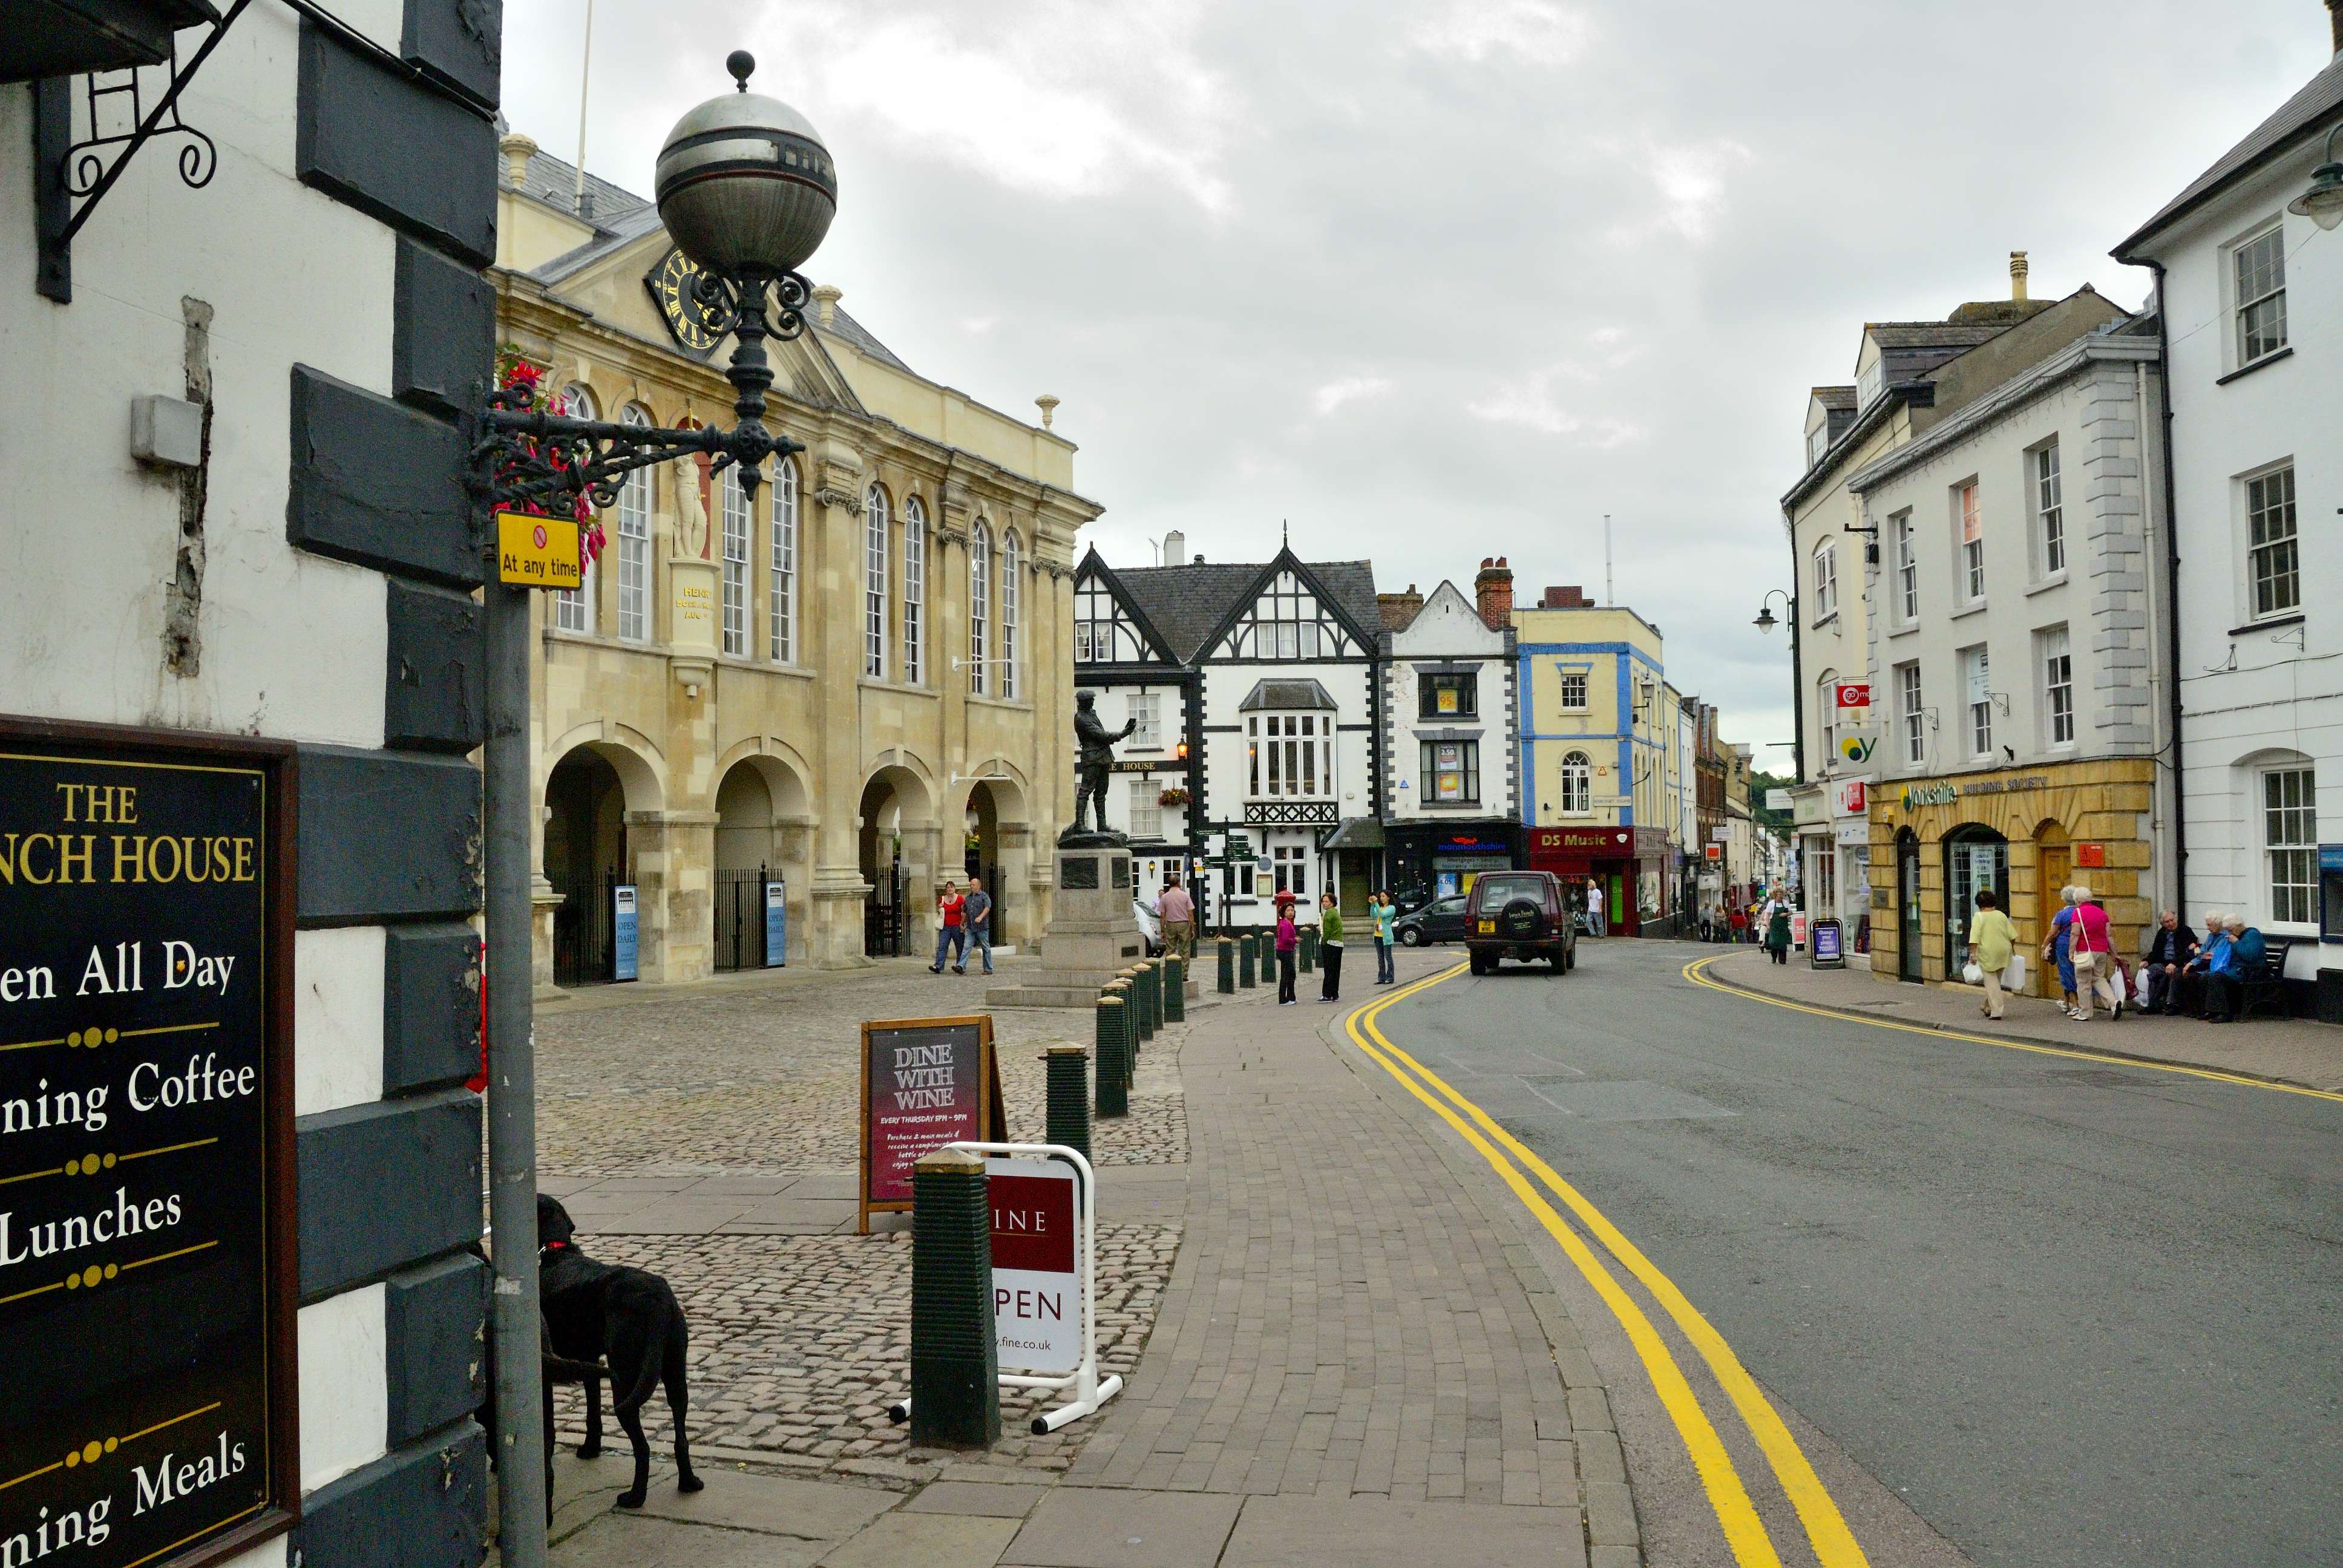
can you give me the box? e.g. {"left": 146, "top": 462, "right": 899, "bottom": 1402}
{"left": 670, "top": 454, "right": 710, "bottom": 560}
{"left": 1064, "top": 690, "right": 1135, "bottom": 844}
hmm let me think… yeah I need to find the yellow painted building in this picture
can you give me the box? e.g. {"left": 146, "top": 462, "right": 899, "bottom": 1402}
{"left": 493, "top": 136, "right": 1101, "bottom": 982}
{"left": 1868, "top": 760, "right": 2158, "bottom": 993}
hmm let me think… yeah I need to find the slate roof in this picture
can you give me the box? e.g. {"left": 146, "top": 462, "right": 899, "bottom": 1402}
{"left": 1239, "top": 678, "right": 1337, "bottom": 711}
{"left": 500, "top": 146, "right": 911, "bottom": 371}
{"left": 2117, "top": 51, "right": 2343, "bottom": 258}
{"left": 1864, "top": 322, "right": 2008, "bottom": 350}
{"left": 1810, "top": 386, "right": 1857, "bottom": 412}
{"left": 1117, "top": 556, "right": 1381, "bottom": 663}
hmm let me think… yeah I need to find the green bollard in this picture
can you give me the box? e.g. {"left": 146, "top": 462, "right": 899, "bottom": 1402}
{"left": 909, "top": 1147, "right": 1000, "bottom": 1449}
{"left": 1217, "top": 937, "right": 1235, "bottom": 994}
{"left": 1238, "top": 933, "right": 1257, "bottom": 988}
{"left": 1300, "top": 926, "right": 1316, "bottom": 973}
{"left": 1046, "top": 1044, "right": 1090, "bottom": 1161}
{"left": 1095, "top": 995, "right": 1129, "bottom": 1117}
{"left": 1145, "top": 960, "right": 1163, "bottom": 1036}
{"left": 1164, "top": 954, "right": 1186, "bottom": 1021}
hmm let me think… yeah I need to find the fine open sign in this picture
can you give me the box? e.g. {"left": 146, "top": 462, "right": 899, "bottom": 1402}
{"left": 0, "top": 719, "right": 298, "bottom": 1568}
{"left": 989, "top": 1157, "right": 1081, "bottom": 1376}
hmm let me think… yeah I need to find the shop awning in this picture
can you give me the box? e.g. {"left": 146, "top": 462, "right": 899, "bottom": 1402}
{"left": 1322, "top": 817, "right": 1384, "bottom": 851}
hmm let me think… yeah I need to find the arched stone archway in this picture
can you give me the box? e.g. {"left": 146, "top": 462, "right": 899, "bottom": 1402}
{"left": 857, "top": 763, "right": 937, "bottom": 958}
{"left": 953, "top": 763, "right": 1034, "bottom": 944}
{"left": 543, "top": 738, "right": 663, "bottom": 987}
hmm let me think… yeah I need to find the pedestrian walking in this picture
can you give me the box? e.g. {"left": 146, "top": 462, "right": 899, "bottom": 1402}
{"left": 1318, "top": 892, "right": 1344, "bottom": 1002}
{"left": 1966, "top": 889, "right": 2016, "bottom": 1021}
{"left": 1765, "top": 901, "right": 1791, "bottom": 964}
{"left": 1156, "top": 875, "right": 1194, "bottom": 961}
{"left": 1729, "top": 905, "right": 1748, "bottom": 945}
{"left": 929, "top": 880, "right": 966, "bottom": 974}
{"left": 2068, "top": 886, "right": 2122, "bottom": 1021}
{"left": 1372, "top": 889, "right": 1397, "bottom": 985}
{"left": 2043, "top": 887, "right": 2080, "bottom": 1017}
{"left": 960, "top": 875, "right": 994, "bottom": 976}
{"left": 1274, "top": 898, "right": 1299, "bottom": 1005}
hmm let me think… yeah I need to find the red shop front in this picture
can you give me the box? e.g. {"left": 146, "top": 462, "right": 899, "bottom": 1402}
{"left": 1527, "top": 826, "right": 1674, "bottom": 935}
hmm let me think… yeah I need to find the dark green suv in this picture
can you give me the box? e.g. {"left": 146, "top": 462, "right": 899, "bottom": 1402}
{"left": 1464, "top": 871, "right": 1576, "bottom": 976}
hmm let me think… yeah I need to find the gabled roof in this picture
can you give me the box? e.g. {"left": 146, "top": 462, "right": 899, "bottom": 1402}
{"left": 1072, "top": 546, "right": 1179, "bottom": 665}
{"left": 1810, "top": 386, "right": 1857, "bottom": 413}
{"left": 1863, "top": 322, "right": 2008, "bottom": 351}
{"left": 1117, "top": 547, "right": 1381, "bottom": 664}
{"left": 2116, "top": 52, "right": 2343, "bottom": 259}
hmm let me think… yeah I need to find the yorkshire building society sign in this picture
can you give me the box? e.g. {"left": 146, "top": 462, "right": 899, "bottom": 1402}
{"left": 0, "top": 719, "right": 299, "bottom": 1568}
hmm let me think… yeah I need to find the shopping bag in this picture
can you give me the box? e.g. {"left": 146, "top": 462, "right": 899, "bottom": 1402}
{"left": 1961, "top": 962, "right": 1984, "bottom": 986}
{"left": 2002, "top": 953, "right": 2027, "bottom": 991}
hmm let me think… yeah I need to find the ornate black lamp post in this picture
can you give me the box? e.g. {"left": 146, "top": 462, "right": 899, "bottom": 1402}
{"left": 470, "top": 53, "right": 836, "bottom": 1568}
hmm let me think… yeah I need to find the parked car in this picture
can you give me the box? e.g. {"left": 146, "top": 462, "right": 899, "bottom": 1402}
{"left": 1394, "top": 893, "right": 1471, "bottom": 946}
{"left": 1464, "top": 871, "right": 1576, "bottom": 975}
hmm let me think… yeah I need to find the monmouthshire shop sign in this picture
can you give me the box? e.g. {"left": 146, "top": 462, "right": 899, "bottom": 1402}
{"left": 0, "top": 719, "right": 298, "bottom": 1568}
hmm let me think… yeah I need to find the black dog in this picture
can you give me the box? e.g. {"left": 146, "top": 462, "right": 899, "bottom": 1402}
{"left": 537, "top": 1194, "right": 702, "bottom": 1509}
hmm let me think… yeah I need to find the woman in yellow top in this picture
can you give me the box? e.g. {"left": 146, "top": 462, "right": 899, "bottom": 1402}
{"left": 1967, "top": 888, "right": 2017, "bottom": 1021}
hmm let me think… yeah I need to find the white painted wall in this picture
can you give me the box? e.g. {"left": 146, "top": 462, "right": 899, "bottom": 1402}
{"left": 1199, "top": 657, "right": 1374, "bottom": 925}
{"left": 0, "top": 8, "right": 416, "bottom": 1560}
{"left": 1385, "top": 584, "right": 1513, "bottom": 823}
{"left": 2126, "top": 127, "right": 2342, "bottom": 962}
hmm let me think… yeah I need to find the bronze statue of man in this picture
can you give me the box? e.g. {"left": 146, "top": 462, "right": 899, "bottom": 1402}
{"left": 1070, "top": 690, "right": 1135, "bottom": 837}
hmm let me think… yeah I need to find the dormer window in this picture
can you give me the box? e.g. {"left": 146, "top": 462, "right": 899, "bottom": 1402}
{"left": 1856, "top": 358, "right": 1884, "bottom": 409}
{"left": 1807, "top": 425, "right": 1829, "bottom": 467}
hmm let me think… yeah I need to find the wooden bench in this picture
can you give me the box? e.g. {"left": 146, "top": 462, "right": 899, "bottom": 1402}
{"left": 2237, "top": 934, "right": 2299, "bottom": 1021}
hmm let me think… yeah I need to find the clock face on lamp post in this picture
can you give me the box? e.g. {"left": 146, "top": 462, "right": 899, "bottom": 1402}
{"left": 645, "top": 246, "right": 726, "bottom": 356}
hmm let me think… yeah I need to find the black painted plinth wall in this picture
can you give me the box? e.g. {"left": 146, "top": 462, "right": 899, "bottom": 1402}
{"left": 282, "top": 5, "right": 499, "bottom": 1564}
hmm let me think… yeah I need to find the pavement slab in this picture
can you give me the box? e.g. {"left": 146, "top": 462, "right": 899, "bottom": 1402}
{"left": 552, "top": 1515, "right": 830, "bottom": 1568}
{"left": 1217, "top": 1495, "right": 1587, "bottom": 1568}
{"left": 819, "top": 1512, "right": 1024, "bottom": 1567}
{"left": 1004, "top": 1489, "right": 1244, "bottom": 1568}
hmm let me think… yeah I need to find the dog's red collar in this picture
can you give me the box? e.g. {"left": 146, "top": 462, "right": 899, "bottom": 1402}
{"left": 539, "top": 1240, "right": 571, "bottom": 1253}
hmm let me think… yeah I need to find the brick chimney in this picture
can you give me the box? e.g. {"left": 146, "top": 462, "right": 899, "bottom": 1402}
{"left": 1539, "top": 584, "right": 1589, "bottom": 609}
{"left": 1473, "top": 557, "right": 1513, "bottom": 630}
{"left": 1377, "top": 584, "right": 1423, "bottom": 631}
{"left": 2331, "top": 0, "right": 2342, "bottom": 54}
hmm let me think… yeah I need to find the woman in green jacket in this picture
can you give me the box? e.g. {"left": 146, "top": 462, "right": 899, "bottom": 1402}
{"left": 1765, "top": 903, "right": 1792, "bottom": 964}
{"left": 1319, "top": 893, "right": 1345, "bottom": 1002}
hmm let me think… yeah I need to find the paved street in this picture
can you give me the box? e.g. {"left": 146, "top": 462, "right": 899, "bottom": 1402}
{"left": 1366, "top": 938, "right": 2343, "bottom": 1567}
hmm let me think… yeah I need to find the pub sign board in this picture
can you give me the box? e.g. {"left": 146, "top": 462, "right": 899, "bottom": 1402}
{"left": 858, "top": 1017, "right": 1004, "bottom": 1232}
{"left": 0, "top": 718, "right": 298, "bottom": 1568}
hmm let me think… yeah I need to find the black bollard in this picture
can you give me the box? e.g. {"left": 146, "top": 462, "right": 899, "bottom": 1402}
{"left": 909, "top": 1146, "right": 1000, "bottom": 1448}
{"left": 1300, "top": 926, "right": 1315, "bottom": 973}
{"left": 1045, "top": 1044, "right": 1090, "bottom": 1161}
{"left": 1095, "top": 995, "right": 1129, "bottom": 1117}
{"left": 1238, "top": 933, "right": 1256, "bottom": 988}
{"left": 1164, "top": 954, "right": 1186, "bottom": 1022}
{"left": 1217, "top": 938, "right": 1235, "bottom": 995}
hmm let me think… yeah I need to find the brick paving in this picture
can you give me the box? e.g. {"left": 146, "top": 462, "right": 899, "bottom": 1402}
{"left": 1061, "top": 952, "right": 1613, "bottom": 1564}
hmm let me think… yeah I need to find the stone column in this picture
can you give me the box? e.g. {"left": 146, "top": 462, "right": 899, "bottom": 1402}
{"left": 627, "top": 809, "right": 718, "bottom": 983}
{"left": 903, "top": 816, "right": 942, "bottom": 957}
{"left": 776, "top": 814, "right": 817, "bottom": 964}
{"left": 811, "top": 439, "right": 870, "bottom": 969}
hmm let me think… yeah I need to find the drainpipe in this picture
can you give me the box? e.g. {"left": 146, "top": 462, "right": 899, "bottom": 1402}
{"left": 1784, "top": 506, "right": 1807, "bottom": 909}
{"left": 2147, "top": 261, "right": 2187, "bottom": 916}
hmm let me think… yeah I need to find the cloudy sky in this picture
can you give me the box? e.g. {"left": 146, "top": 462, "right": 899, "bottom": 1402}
{"left": 500, "top": 0, "right": 2336, "bottom": 766}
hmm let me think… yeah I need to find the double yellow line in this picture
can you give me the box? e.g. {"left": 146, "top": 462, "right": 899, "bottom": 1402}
{"left": 1345, "top": 964, "right": 1869, "bottom": 1568}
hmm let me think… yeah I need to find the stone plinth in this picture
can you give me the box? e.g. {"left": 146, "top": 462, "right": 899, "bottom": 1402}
{"left": 988, "top": 844, "right": 1197, "bottom": 1008}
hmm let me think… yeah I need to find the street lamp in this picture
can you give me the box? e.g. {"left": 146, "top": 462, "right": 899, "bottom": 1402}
{"left": 468, "top": 51, "right": 837, "bottom": 1568}
{"left": 1754, "top": 588, "right": 1792, "bottom": 635}
{"left": 2289, "top": 124, "right": 2343, "bottom": 232}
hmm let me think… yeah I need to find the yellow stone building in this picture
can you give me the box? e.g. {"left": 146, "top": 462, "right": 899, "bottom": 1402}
{"left": 493, "top": 135, "right": 1101, "bottom": 983}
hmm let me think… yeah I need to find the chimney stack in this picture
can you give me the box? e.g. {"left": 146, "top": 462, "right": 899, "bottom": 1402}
{"left": 1473, "top": 556, "right": 1514, "bottom": 630}
{"left": 1161, "top": 529, "right": 1185, "bottom": 567}
{"left": 2331, "top": 0, "right": 2341, "bottom": 55}
{"left": 2010, "top": 250, "right": 2028, "bottom": 303}
{"left": 1377, "top": 583, "right": 1424, "bottom": 631}
{"left": 811, "top": 284, "right": 842, "bottom": 329}
{"left": 1540, "top": 585, "right": 1588, "bottom": 609}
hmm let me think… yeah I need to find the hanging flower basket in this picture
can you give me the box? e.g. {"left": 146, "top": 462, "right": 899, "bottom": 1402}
{"left": 1158, "top": 786, "right": 1191, "bottom": 807}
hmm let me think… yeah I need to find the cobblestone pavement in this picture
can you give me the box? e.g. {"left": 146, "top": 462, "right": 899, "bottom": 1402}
{"left": 537, "top": 956, "right": 1185, "bottom": 1177}
{"left": 548, "top": 1222, "right": 1181, "bottom": 1482}
{"left": 534, "top": 956, "right": 1190, "bottom": 1486}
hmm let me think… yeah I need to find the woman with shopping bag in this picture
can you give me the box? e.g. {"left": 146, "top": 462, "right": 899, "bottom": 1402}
{"left": 1965, "top": 889, "right": 2017, "bottom": 1021}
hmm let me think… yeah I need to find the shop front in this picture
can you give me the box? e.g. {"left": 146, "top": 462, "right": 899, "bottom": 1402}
{"left": 1387, "top": 821, "right": 1523, "bottom": 906}
{"left": 1528, "top": 825, "right": 1673, "bottom": 935}
{"left": 1870, "top": 759, "right": 2159, "bottom": 996}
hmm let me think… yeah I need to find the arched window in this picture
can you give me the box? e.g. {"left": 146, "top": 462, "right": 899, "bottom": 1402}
{"left": 769, "top": 457, "right": 798, "bottom": 662}
{"left": 969, "top": 520, "right": 992, "bottom": 696}
{"left": 720, "top": 463, "right": 750, "bottom": 656}
{"left": 863, "top": 485, "right": 890, "bottom": 679}
{"left": 998, "top": 528, "right": 1021, "bottom": 700}
{"left": 553, "top": 384, "right": 598, "bottom": 633}
{"left": 1559, "top": 751, "right": 1592, "bottom": 815}
{"left": 615, "top": 405, "right": 654, "bottom": 641}
{"left": 1817, "top": 669, "right": 1840, "bottom": 765}
{"left": 902, "top": 495, "right": 927, "bottom": 686}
